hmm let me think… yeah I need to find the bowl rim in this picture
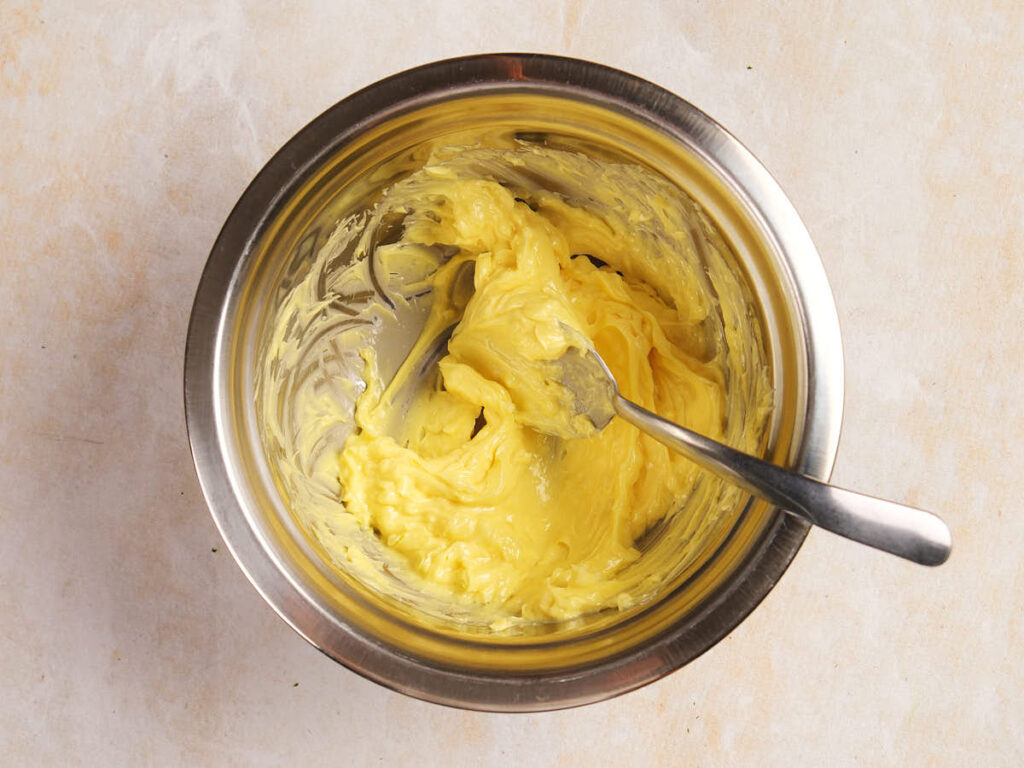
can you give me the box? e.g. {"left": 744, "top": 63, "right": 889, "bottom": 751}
{"left": 184, "top": 52, "right": 844, "bottom": 712}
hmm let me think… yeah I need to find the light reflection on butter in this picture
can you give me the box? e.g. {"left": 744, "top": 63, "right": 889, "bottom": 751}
{"left": 257, "top": 143, "right": 772, "bottom": 627}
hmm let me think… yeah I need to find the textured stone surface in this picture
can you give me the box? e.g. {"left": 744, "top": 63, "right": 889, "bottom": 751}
{"left": 2, "top": 1, "right": 1021, "bottom": 765}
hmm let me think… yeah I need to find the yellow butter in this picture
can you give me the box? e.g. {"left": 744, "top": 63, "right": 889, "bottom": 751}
{"left": 259, "top": 144, "right": 771, "bottom": 625}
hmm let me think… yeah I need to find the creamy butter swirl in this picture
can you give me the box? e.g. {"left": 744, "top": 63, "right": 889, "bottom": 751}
{"left": 257, "top": 144, "right": 771, "bottom": 625}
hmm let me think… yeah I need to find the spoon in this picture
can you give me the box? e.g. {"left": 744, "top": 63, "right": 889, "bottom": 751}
{"left": 557, "top": 347, "right": 952, "bottom": 566}
{"left": 379, "top": 259, "right": 475, "bottom": 430}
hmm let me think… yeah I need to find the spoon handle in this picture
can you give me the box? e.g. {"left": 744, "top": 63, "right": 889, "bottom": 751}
{"left": 613, "top": 396, "right": 952, "bottom": 566}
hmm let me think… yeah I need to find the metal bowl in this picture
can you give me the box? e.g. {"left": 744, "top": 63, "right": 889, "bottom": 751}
{"left": 184, "top": 54, "right": 843, "bottom": 711}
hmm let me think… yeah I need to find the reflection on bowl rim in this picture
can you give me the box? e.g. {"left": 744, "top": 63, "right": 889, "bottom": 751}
{"left": 184, "top": 53, "right": 844, "bottom": 712}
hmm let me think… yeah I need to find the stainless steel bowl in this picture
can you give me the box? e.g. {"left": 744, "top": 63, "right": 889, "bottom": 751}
{"left": 184, "top": 54, "right": 843, "bottom": 711}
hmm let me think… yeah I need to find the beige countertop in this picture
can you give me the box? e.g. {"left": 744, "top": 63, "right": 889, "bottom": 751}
{"left": 2, "top": 1, "right": 1021, "bottom": 765}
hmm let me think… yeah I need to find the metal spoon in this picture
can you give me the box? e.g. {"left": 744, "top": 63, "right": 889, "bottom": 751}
{"left": 380, "top": 259, "right": 475, "bottom": 431}
{"left": 557, "top": 347, "right": 952, "bottom": 566}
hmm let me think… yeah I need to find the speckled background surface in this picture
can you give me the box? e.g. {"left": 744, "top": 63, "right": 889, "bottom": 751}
{"left": 2, "top": 1, "right": 1021, "bottom": 765}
